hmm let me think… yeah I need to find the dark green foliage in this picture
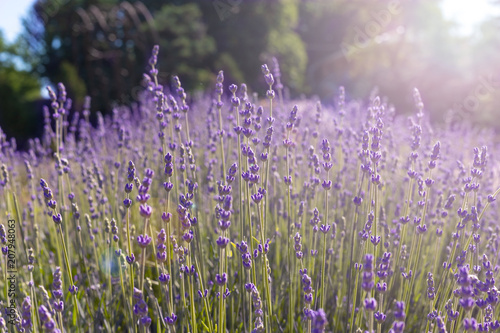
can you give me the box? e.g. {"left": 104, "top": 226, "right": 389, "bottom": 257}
{"left": 152, "top": 3, "right": 216, "bottom": 91}
{"left": 2, "top": 0, "right": 500, "bottom": 149}
{"left": 22, "top": 0, "right": 308, "bottom": 112}
{"left": 0, "top": 32, "right": 41, "bottom": 148}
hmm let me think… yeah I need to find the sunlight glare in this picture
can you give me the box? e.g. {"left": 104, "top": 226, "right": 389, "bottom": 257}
{"left": 441, "top": 0, "right": 500, "bottom": 35}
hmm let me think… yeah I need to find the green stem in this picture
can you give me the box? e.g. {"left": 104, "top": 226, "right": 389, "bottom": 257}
{"left": 57, "top": 223, "right": 80, "bottom": 327}
{"left": 320, "top": 169, "right": 329, "bottom": 310}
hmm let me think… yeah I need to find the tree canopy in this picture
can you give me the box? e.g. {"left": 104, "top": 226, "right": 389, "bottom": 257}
{"left": 0, "top": 31, "right": 41, "bottom": 148}
{"left": 1, "top": 0, "right": 500, "bottom": 146}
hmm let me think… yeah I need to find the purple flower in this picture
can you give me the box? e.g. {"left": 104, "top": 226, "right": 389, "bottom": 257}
{"left": 40, "top": 178, "right": 48, "bottom": 189}
{"left": 245, "top": 283, "right": 255, "bottom": 292}
{"left": 460, "top": 297, "right": 475, "bottom": 311}
{"left": 182, "top": 230, "right": 194, "bottom": 243}
{"left": 251, "top": 192, "right": 263, "bottom": 204}
{"left": 361, "top": 254, "right": 374, "bottom": 291}
{"left": 43, "top": 188, "right": 53, "bottom": 201}
{"left": 139, "top": 204, "right": 152, "bottom": 218}
{"left": 310, "top": 308, "right": 327, "bottom": 333}
{"left": 52, "top": 213, "right": 62, "bottom": 224}
{"left": 476, "top": 298, "right": 488, "bottom": 309}
{"left": 371, "top": 174, "right": 381, "bottom": 185}
{"left": 123, "top": 198, "right": 132, "bottom": 208}
{"left": 157, "top": 229, "right": 167, "bottom": 244}
{"left": 47, "top": 199, "right": 57, "bottom": 209}
{"left": 264, "top": 73, "right": 274, "bottom": 86}
{"left": 464, "top": 318, "right": 478, "bottom": 332}
{"left": 166, "top": 313, "right": 177, "bottom": 326}
{"left": 20, "top": 296, "right": 32, "bottom": 329}
{"left": 218, "top": 219, "right": 231, "bottom": 231}
{"left": 125, "top": 183, "right": 133, "bottom": 193}
{"left": 389, "top": 321, "right": 405, "bottom": 333}
{"left": 156, "top": 249, "right": 166, "bottom": 262}
{"left": 215, "top": 273, "right": 227, "bottom": 286}
{"left": 416, "top": 224, "right": 427, "bottom": 234}
{"left": 159, "top": 273, "right": 170, "bottom": 284}
{"left": 52, "top": 267, "right": 63, "bottom": 298}
{"left": 126, "top": 253, "right": 135, "bottom": 264}
{"left": 136, "top": 193, "right": 150, "bottom": 203}
{"left": 364, "top": 297, "right": 377, "bottom": 312}
{"left": 427, "top": 272, "right": 435, "bottom": 300}
{"left": 69, "top": 285, "right": 78, "bottom": 294}
{"left": 134, "top": 300, "right": 148, "bottom": 317}
{"left": 53, "top": 300, "right": 64, "bottom": 312}
{"left": 374, "top": 311, "right": 386, "bottom": 323}
{"left": 322, "top": 180, "right": 332, "bottom": 190}
{"left": 52, "top": 289, "right": 63, "bottom": 299}
{"left": 44, "top": 319, "right": 57, "bottom": 331}
{"left": 144, "top": 168, "right": 154, "bottom": 179}
{"left": 38, "top": 305, "right": 50, "bottom": 322}
{"left": 216, "top": 236, "right": 230, "bottom": 248}
{"left": 237, "top": 241, "right": 248, "bottom": 254}
{"left": 163, "top": 181, "right": 174, "bottom": 192}
{"left": 301, "top": 273, "right": 313, "bottom": 293}
{"left": 394, "top": 301, "right": 405, "bottom": 320}
{"left": 371, "top": 235, "right": 381, "bottom": 246}
{"left": 137, "top": 234, "right": 152, "bottom": 248}
{"left": 376, "top": 282, "right": 387, "bottom": 293}
{"left": 319, "top": 224, "right": 331, "bottom": 234}
{"left": 161, "top": 212, "right": 172, "bottom": 223}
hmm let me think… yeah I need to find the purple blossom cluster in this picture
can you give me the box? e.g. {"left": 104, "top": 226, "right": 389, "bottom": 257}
{"left": 3, "top": 45, "right": 500, "bottom": 333}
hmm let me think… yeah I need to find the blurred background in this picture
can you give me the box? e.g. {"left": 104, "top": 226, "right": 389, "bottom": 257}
{"left": 1, "top": 0, "right": 500, "bottom": 149}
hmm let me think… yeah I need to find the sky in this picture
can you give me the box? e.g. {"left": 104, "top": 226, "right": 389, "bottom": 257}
{"left": 0, "top": 0, "right": 35, "bottom": 42}
{"left": 0, "top": 0, "right": 499, "bottom": 43}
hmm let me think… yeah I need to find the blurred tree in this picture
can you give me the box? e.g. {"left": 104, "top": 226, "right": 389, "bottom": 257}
{"left": 22, "top": 0, "right": 217, "bottom": 113}
{"left": 194, "top": 0, "right": 308, "bottom": 95}
{"left": 265, "top": 0, "right": 308, "bottom": 93}
{"left": 298, "top": 0, "right": 472, "bottom": 124}
{"left": 23, "top": 0, "right": 308, "bottom": 109}
{"left": 17, "top": 0, "right": 500, "bottom": 129}
{"left": 298, "top": 0, "right": 355, "bottom": 97}
{"left": 347, "top": 0, "right": 462, "bottom": 121}
{"left": 466, "top": 17, "right": 500, "bottom": 127}
{"left": 0, "top": 30, "right": 42, "bottom": 149}
{"left": 151, "top": 3, "right": 216, "bottom": 91}
{"left": 23, "top": 0, "right": 156, "bottom": 112}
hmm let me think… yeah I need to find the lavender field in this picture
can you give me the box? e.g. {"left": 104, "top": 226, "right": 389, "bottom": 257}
{"left": 1, "top": 45, "right": 500, "bottom": 333}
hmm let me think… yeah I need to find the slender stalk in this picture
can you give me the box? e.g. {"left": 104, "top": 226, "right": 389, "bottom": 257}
{"left": 257, "top": 203, "right": 273, "bottom": 320}
{"left": 108, "top": 235, "right": 112, "bottom": 297}
{"left": 369, "top": 311, "right": 374, "bottom": 333}
{"left": 349, "top": 265, "right": 360, "bottom": 333}
{"left": 139, "top": 218, "right": 149, "bottom": 291}
{"left": 377, "top": 293, "right": 383, "bottom": 333}
{"left": 286, "top": 143, "right": 293, "bottom": 332}
{"left": 320, "top": 169, "right": 329, "bottom": 310}
{"left": 194, "top": 256, "right": 213, "bottom": 332}
{"left": 57, "top": 224, "right": 80, "bottom": 326}
{"left": 126, "top": 202, "right": 135, "bottom": 313}
{"left": 346, "top": 170, "right": 365, "bottom": 333}
{"left": 216, "top": 84, "right": 227, "bottom": 333}
{"left": 187, "top": 258, "right": 198, "bottom": 333}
